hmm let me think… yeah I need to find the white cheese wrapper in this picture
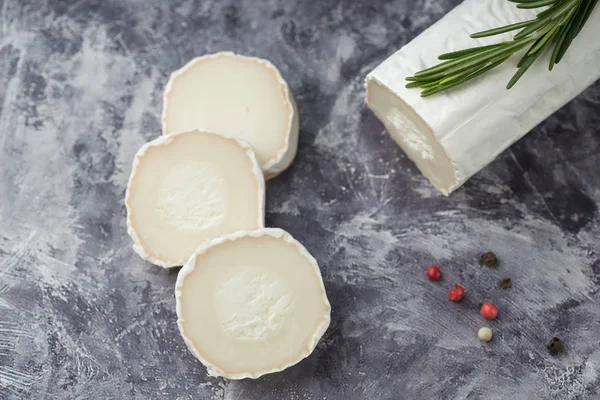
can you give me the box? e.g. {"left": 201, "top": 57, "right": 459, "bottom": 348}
{"left": 366, "top": 0, "right": 600, "bottom": 195}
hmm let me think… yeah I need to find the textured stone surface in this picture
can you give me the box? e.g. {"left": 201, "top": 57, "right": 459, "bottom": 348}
{"left": 1, "top": 0, "right": 600, "bottom": 399}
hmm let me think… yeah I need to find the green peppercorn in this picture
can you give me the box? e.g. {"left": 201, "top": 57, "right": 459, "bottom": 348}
{"left": 547, "top": 337, "right": 564, "bottom": 355}
{"left": 481, "top": 251, "right": 498, "bottom": 267}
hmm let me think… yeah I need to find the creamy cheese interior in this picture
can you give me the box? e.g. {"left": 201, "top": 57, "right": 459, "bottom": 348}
{"left": 177, "top": 232, "right": 330, "bottom": 378}
{"left": 367, "top": 80, "right": 456, "bottom": 194}
{"left": 157, "top": 161, "right": 225, "bottom": 232}
{"left": 126, "top": 130, "right": 264, "bottom": 266}
{"left": 163, "top": 53, "right": 292, "bottom": 168}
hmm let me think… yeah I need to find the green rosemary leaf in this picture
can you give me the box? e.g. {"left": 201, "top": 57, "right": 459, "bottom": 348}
{"left": 439, "top": 54, "right": 510, "bottom": 86}
{"left": 409, "top": 70, "right": 449, "bottom": 82}
{"left": 508, "top": 56, "right": 539, "bottom": 89}
{"left": 536, "top": 5, "right": 559, "bottom": 19}
{"left": 405, "top": 81, "right": 423, "bottom": 89}
{"left": 518, "top": 1, "right": 572, "bottom": 36}
{"left": 420, "top": 81, "right": 441, "bottom": 89}
{"left": 555, "top": 0, "right": 590, "bottom": 63}
{"left": 470, "top": 20, "right": 532, "bottom": 38}
{"left": 514, "top": 13, "right": 554, "bottom": 39}
{"left": 421, "top": 56, "right": 510, "bottom": 97}
{"left": 419, "top": 86, "right": 449, "bottom": 97}
{"left": 438, "top": 66, "right": 482, "bottom": 86}
{"left": 567, "top": 1, "right": 590, "bottom": 35}
{"left": 519, "top": 24, "right": 558, "bottom": 67}
{"left": 536, "top": 0, "right": 575, "bottom": 20}
{"left": 412, "top": 58, "right": 462, "bottom": 78}
{"left": 517, "top": 35, "right": 544, "bottom": 67}
{"left": 443, "top": 38, "right": 534, "bottom": 76}
{"left": 556, "top": 3, "right": 579, "bottom": 25}
{"left": 550, "top": 8, "right": 577, "bottom": 69}
{"left": 507, "top": 36, "right": 553, "bottom": 89}
{"left": 550, "top": 0, "right": 581, "bottom": 21}
{"left": 438, "top": 43, "right": 505, "bottom": 60}
{"left": 574, "top": 0, "right": 598, "bottom": 35}
{"left": 528, "top": 24, "right": 560, "bottom": 54}
{"left": 407, "top": 70, "right": 454, "bottom": 82}
{"left": 517, "top": 46, "right": 535, "bottom": 68}
{"left": 405, "top": 79, "right": 442, "bottom": 89}
{"left": 549, "top": 23, "right": 570, "bottom": 70}
{"left": 413, "top": 42, "right": 513, "bottom": 78}
{"left": 517, "top": 0, "right": 559, "bottom": 8}
{"left": 406, "top": 75, "right": 441, "bottom": 82}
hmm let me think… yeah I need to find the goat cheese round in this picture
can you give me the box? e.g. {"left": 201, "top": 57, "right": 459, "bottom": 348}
{"left": 162, "top": 52, "right": 299, "bottom": 179}
{"left": 175, "top": 228, "right": 331, "bottom": 379}
{"left": 125, "top": 129, "right": 265, "bottom": 268}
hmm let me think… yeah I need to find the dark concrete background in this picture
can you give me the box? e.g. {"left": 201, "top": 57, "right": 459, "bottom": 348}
{"left": 1, "top": 0, "right": 600, "bottom": 398}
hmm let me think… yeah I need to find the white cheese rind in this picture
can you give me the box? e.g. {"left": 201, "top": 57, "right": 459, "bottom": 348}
{"left": 366, "top": 0, "right": 600, "bottom": 195}
{"left": 125, "top": 129, "right": 265, "bottom": 268}
{"left": 175, "top": 228, "right": 331, "bottom": 380}
{"left": 162, "top": 52, "right": 299, "bottom": 179}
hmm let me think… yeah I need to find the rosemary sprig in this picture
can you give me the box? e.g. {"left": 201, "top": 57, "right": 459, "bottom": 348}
{"left": 406, "top": 0, "right": 597, "bottom": 97}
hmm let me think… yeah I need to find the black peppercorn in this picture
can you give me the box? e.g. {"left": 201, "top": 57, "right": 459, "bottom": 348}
{"left": 498, "top": 278, "right": 512, "bottom": 289}
{"left": 481, "top": 251, "right": 498, "bottom": 267}
{"left": 547, "top": 337, "right": 564, "bottom": 355}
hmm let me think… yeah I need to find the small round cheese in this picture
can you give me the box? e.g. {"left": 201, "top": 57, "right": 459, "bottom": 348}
{"left": 162, "top": 52, "right": 299, "bottom": 179}
{"left": 175, "top": 228, "right": 331, "bottom": 379}
{"left": 125, "top": 130, "right": 265, "bottom": 268}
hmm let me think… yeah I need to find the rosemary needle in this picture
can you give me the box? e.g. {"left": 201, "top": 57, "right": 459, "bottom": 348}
{"left": 470, "top": 20, "right": 532, "bottom": 38}
{"left": 406, "top": 0, "right": 598, "bottom": 96}
{"left": 438, "top": 43, "right": 505, "bottom": 60}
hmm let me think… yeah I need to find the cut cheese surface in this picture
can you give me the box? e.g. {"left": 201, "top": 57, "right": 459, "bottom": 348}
{"left": 163, "top": 52, "right": 299, "bottom": 178}
{"left": 125, "top": 130, "right": 265, "bottom": 268}
{"left": 175, "top": 228, "right": 331, "bottom": 379}
{"left": 366, "top": 0, "right": 600, "bottom": 195}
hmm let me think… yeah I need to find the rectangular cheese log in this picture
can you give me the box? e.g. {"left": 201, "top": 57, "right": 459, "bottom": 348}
{"left": 366, "top": 0, "right": 600, "bottom": 195}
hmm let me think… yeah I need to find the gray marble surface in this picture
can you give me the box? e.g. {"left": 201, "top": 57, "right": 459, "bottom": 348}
{"left": 1, "top": 0, "right": 600, "bottom": 399}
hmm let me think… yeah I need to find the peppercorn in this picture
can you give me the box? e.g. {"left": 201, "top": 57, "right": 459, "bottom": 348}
{"left": 498, "top": 278, "right": 512, "bottom": 289}
{"left": 426, "top": 265, "right": 442, "bottom": 281}
{"left": 478, "top": 327, "right": 493, "bottom": 342}
{"left": 448, "top": 284, "right": 465, "bottom": 301}
{"left": 481, "top": 302, "right": 498, "bottom": 319}
{"left": 547, "top": 337, "right": 564, "bottom": 355}
{"left": 481, "top": 251, "right": 497, "bottom": 266}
